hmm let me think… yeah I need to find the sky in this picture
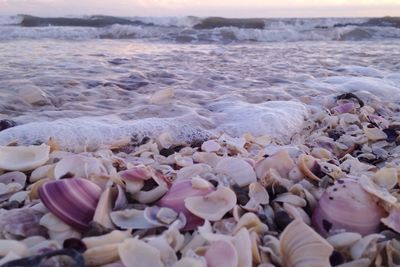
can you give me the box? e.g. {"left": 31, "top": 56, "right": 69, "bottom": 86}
{"left": 0, "top": 0, "right": 399, "bottom": 18}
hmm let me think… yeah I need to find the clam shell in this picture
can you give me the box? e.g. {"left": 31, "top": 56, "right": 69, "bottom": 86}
{"left": 0, "top": 144, "right": 50, "bottom": 171}
{"left": 185, "top": 187, "right": 236, "bottom": 221}
{"left": 215, "top": 158, "right": 256, "bottom": 187}
{"left": 326, "top": 232, "right": 362, "bottom": 249}
{"left": 118, "top": 238, "right": 164, "bottom": 267}
{"left": 280, "top": 219, "right": 333, "bottom": 267}
{"left": 54, "top": 155, "right": 107, "bottom": 179}
{"left": 38, "top": 178, "right": 102, "bottom": 231}
{"left": 232, "top": 227, "right": 252, "bottom": 267}
{"left": 93, "top": 187, "right": 115, "bottom": 229}
{"left": 255, "top": 150, "right": 295, "bottom": 179}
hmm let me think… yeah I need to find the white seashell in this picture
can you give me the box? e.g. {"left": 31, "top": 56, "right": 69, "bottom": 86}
{"left": 93, "top": 187, "right": 115, "bottom": 229}
{"left": 110, "top": 208, "right": 157, "bottom": 229}
{"left": 215, "top": 158, "right": 256, "bottom": 187}
{"left": 0, "top": 240, "right": 29, "bottom": 257}
{"left": 118, "top": 238, "right": 164, "bottom": 267}
{"left": 255, "top": 150, "right": 295, "bottom": 179}
{"left": 84, "top": 244, "right": 120, "bottom": 267}
{"left": 0, "top": 182, "right": 23, "bottom": 202}
{"left": 54, "top": 154, "right": 107, "bottom": 179}
{"left": 83, "top": 230, "right": 131, "bottom": 249}
{"left": 21, "top": 236, "right": 47, "bottom": 247}
{"left": 30, "top": 164, "right": 54, "bottom": 182}
{"left": 29, "top": 240, "right": 60, "bottom": 255}
{"left": 233, "top": 212, "right": 268, "bottom": 234}
{"left": 149, "top": 88, "right": 174, "bottom": 105}
{"left": 364, "top": 126, "right": 388, "bottom": 141}
{"left": 218, "top": 134, "right": 246, "bottom": 151}
{"left": 280, "top": 219, "right": 333, "bottom": 267}
{"left": 176, "top": 164, "right": 212, "bottom": 181}
{"left": 381, "top": 206, "right": 400, "bottom": 234}
{"left": 273, "top": 193, "right": 307, "bottom": 207}
{"left": 9, "top": 190, "right": 28, "bottom": 203}
{"left": 147, "top": 236, "right": 177, "bottom": 266}
{"left": 174, "top": 154, "right": 193, "bottom": 167}
{"left": 133, "top": 183, "right": 168, "bottom": 204}
{"left": 249, "top": 182, "right": 269, "bottom": 205}
{"left": 350, "top": 234, "right": 384, "bottom": 260}
{"left": 205, "top": 240, "right": 238, "bottom": 267}
{"left": 327, "top": 232, "right": 362, "bottom": 249}
{"left": 173, "top": 257, "right": 206, "bottom": 267}
{"left": 359, "top": 176, "right": 397, "bottom": 205}
{"left": 192, "top": 152, "right": 221, "bottom": 168}
{"left": 283, "top": 203, "right": 311, "bottom": 225}
{"left": 0, "top": 144, "right": 50, "bottom": 171}
{"left": 185, "top": 186, "right": 236, "bottom": 221}
{"left": 373, "top": 167, "right": 398, "bottom": 190}
{"left": 39, "top": 212, "right": 80, "bottom": 242}
{"left": 0, "top": 171, "right": 26, "bottom": 186}
{"left": 201, "top": 140, "right": 221, "bottom": 153}
{"left": 232, "top": 227, "right": 252, "bottom": 267}
{"left": 157, "top": 131, "right": 174, "bottom": 149}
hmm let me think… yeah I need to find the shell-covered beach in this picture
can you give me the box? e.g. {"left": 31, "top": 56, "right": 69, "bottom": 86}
{"left": 0, "top": 15, "right": 400, "bottom": 267}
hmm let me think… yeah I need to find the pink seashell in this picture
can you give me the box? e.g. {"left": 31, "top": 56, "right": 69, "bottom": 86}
{"left": 205, "top": 240, "right": 238, "bottom": 267}
{"left": 38, "top": 178, "right": 102, "bottom": 232}
{"left": 312, "top": 179, "right": 387, "bottom": 237}
{"left": 157, "top": 180, "right": 213, "bottom": 230}
{"left": 119, "top": 166, "right": 151, "bottom": 182}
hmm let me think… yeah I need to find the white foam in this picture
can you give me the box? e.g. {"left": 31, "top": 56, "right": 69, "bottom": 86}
{"left": 0, "top": 101, "right": 308, "bottom": 151}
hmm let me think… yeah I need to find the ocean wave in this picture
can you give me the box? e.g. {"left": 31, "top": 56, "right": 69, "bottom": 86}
{"left": 0, "top": 15, "right": 400, "bottom": 42}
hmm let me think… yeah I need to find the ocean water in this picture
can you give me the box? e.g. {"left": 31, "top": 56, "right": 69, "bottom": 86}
{"left": 0, "top": 15, "right": 399, "bottom": 151}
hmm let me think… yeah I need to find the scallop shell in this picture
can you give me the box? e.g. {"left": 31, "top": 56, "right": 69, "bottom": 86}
{"left": 0, "top": 144, "right": 50, "bottom": 171}
{"left": 184, "top": 187, "right": 236, "bottom": 221}
{"left": 280, "top": 219, "right": 333, "bottom": 267}
{"left": 215, "top": 158, "right": 256, "bottom": 187}
{"left": 118, "top": 238, "right": 164, "bottom": 267}
{"left": 38, "top": 178, "right": 102, "bottom": 231}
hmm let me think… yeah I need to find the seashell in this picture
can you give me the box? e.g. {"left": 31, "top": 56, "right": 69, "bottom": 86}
{"left": 0, "top": 208, "right": 47, "bottom": 239}
{"left": 29, "top": 178, "right": 52, "bottom": 200}
{"left": 146, "top": 236, "right": 178, "bottom": 266}
{"left": 119, "top": 166, "right": 151, "bottom": 182}
{"left": 255, "top": 150, "right": 295, "bottom": 179}
{"left": 204, "top": 240, "right": 238, "bottom": 267}
{"left": 93, "top": 187, "right": 115, "bottom": 229}
{"left": 9, "top": 190, "right": 29, "bottom": 203}
{"left": 113, "top": 185, "right": 128, "bottom": 211}
{"left": 110, "top": 208, "right": 158, "bottom": 229}
{"left": 312, "top": 179, "right": 387, "bottom": 237}
{"left": 0, "top": 144, "right": 50, "bottom": 171}
{"left": 38, "top": 178, "right": 102, "bottom": 231}
{"left": 359, "top": 176, "right": 397, "bottom": 205}
{"left": 350, "top": 233, "right": 384, "bottom": 260}
{"left": 201, "top": 140, "right": 221, "bottom": 153}
{"left": 118, "top": 238, "right": 164, "bottom": 267}
{"left": 280, "top": 219, "right": 333, "bottom": 267}
{"left": 184, "top": 186, "right": 236, "bottom": 221}
{"left": 150, "top": 88, "right": 174, "bottom": 105}
{"left": 176, "top": 164, "right": 212, "bottom": 181}
{"left": 283, "top": 203, "right": 311, "bottom": 225}
{"left": 336, "top": 258, "right": 371, "bottom": 267}
{"left": 84, "top": 244, "right": 120, "bottom": 267}
{"left": 0, "top": 171, "right": 26, "bottom": 186}
{"left": 40, "top": 212, "right": 81, "bottom": 242}
{"left": 373, "top": 167, "right": 398, "bottom": 190}
{"left": 54, "top": 154, "right": 107, "bottom": 179}
{"left": 218, "top": 134, "right": 246, "bottom": 152}
{"left": 192, "top": 152, "right": 221, "bottom": 168}
{"left": 0, "top": 240, "right": 29, "bottom": 257}
{"left": 158, "top": 179, "right": 214, "bottom": 230}
{"left": 0, "top": 182, "right": 24, "bottom": 202}
{"left": 233, "top": 212, "right": 268, "bottom": 234}
{"left": 297, "top": 154, "right": 322, "bottom": 183}
{"left": 248, "top": 182, "right": 269, "bottom": 205}
{"left": 232, "top": 227, "right": 252, "bottom": 267}
{"left": 83, "top": 230, "right": 131, "bottom": 249}
{"left": 274, "top": 193, "right": 307, "bottom": 207}
{"left": 30, "top": 164, "right": 55, "bottom": 183}
{"left": 364, "top": 126, "right": 388, "bottom": 141}
{"left": 215, "top": 158, "right": 256, "bottom": 187}
{"left": 326, "top": 232, "right": 362, "bottom": 249}
{"left": 332, "top": 102, "right": 355, "bottom": 114}
{"left": 381, "top": 206, "right": 400, "bottom": 234}
{"left": 173, "top": 257, "right": 206, "bottom": 267}
{"left": 0, "top": 251, "right": 21, "bottom": 265}
{"left": 311, "top": 147, "right": 333, "bottom": 160}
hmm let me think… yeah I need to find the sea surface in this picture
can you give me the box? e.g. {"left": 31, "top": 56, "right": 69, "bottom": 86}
{"left": 0, "top": 15, "right": 399, "bottom": 151}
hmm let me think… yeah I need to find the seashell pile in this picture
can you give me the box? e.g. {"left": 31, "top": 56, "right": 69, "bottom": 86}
{"left": 1, "top": 93, "right": 400, "bottom": 267}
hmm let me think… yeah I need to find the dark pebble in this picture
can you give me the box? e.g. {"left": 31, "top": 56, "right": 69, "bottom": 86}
{"left": 322, "top": 219, "right": 332, "bottom": 232}
{"left": 383, "top": 128, "right": 398, "bottom": 143}
{"left": 160, "top": 148, "right": 175, "bottom": 157}
{"left": 0, "top": 200, "right": 21, "bottom": 210}
{"left": 0, "top": 119, "right": 16, "bottom": 131}
{"left": 232, "top": 184, "right": 250, "bottom": 205}
{"left": 330, "top": 251, "right": 345, "bottom": 266}
{"left": 336, "top": 92, "right": 364, "bottom": 107}
{"left": 63, "top": 238, "right": 87, "bottom": 253}
{"left": 275, "top": 210, "right": 293, "bottom": 231}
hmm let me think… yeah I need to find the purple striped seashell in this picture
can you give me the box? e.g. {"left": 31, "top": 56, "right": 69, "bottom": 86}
{"left": 38, "top": 178, "right": 102, "bottom": 232}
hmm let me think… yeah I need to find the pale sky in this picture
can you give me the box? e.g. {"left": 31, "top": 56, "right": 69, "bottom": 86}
{"left": 0, "top": 0, "right": 399, "bottom": 18}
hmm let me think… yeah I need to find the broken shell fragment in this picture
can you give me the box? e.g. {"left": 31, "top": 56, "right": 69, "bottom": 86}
{"left": 84, "top": 244, "right": 120, "bottom": 267}
{"left": 381, "top": 206, "right": 400, "bottom": 234}
{"left": 184, "top": 186, "right": 236, "bottom": 221}
{"left": 38, "top": 178, "right": 102, "bottom": 231}
{"left": 118, "top": 238, "right": 164, "bottom": 267}
{"left": 0, "top": 144, "right": 50, "bottom": 171}
{"left": 54, "top": 154, "right": 107, "bottom": 179}
{"left": 215, "top": 158, "right": 256, "bottom": 187}
{"left": 255, "top": 150, "right": 295, "bottom": 179}
{"left": 0, "top": 171, "right": 26, "bottom": 186}
{"left": 158, "top": 179, "right": 214, "bottom": 230}
{"left": 312, "top": 179, "right": 387, "bottom": 236}
{"left": 280, "top": 219, "right": 333, "bottom": 267}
